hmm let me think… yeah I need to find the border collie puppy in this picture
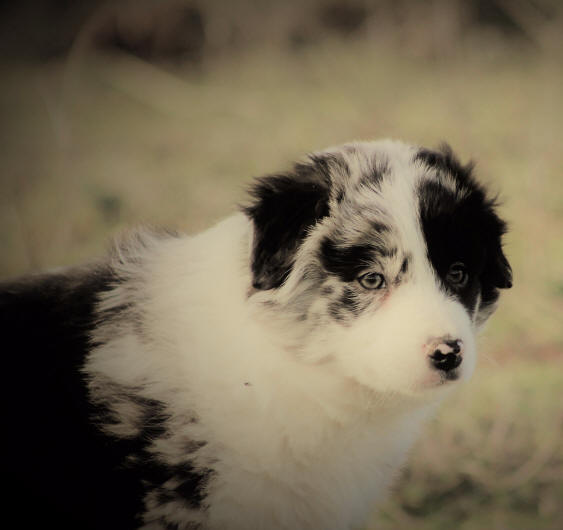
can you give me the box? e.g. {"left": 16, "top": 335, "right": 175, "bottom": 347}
{"left": 2, "top": 140, "right": 512, "bottom": 530}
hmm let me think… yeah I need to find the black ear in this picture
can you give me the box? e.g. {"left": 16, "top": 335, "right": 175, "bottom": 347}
{"left": 488, "top": 246, "right": 513, "bottom": 289}
{"left": 479, "top": 206, "right": 512, "bottom": 308}
{"left": 243, "top": 159, "right": 331, "bottom": 290}
{"left": 483, "top": 204, "right": 512, "bottom": 290}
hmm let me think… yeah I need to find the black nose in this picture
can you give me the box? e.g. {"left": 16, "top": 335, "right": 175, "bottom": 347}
{"left": 429, "top": 339, "right": 463, "bottom": 374}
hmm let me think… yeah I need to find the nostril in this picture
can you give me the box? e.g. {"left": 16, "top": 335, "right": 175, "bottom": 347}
{"left": 429, "top": 338, "right": 464, "bottom": 374}
{"left": 430, "top": 350, "right": 462, "bottom": 372}
{"left": 430, "top": 351, "right": 446, "bottom": 362}
{"left": 445, "top": 339, "right": 462, "bottom": 355}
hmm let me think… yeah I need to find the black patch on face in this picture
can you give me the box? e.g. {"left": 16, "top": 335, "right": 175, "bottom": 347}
{"left": 243, "top": 155, "right": 337, "bottom": 290}
{"left": 320, "top": 230, "right": 392, "bottom": 322}
{"left": 417, "top": 173, "right": 512, "bottom": 315}
{"left": 319, "top": 235, "right": 389, "bottom": 283}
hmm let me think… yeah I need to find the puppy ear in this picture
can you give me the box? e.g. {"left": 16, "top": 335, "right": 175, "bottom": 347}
{"left": 243, "top": 159, "right": 331, "bottom": 290}
{"left": 488, "top": 247, "right": 512, "bottom": 289}
{"left": 483, "top": 204, "right": 512, "bottom": 290}
{"left": 479, "top": 207, "right": 512, "bottom": 309}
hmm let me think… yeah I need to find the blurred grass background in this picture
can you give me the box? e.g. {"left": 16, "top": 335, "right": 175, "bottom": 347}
{"left": 0, "top": 1, "right": 561, "bottom": 528}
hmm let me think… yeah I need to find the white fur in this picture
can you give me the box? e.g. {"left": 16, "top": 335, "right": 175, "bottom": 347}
{"left": 85, "top": 140, "right": 493, "bottom": 529}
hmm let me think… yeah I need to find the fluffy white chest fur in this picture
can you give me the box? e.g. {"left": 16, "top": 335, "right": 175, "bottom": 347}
{"left": 91, "top": 215, "right": 442, "bottom": 529}
{"left": 2, "top": 140, "right": 511, "bottom": 530}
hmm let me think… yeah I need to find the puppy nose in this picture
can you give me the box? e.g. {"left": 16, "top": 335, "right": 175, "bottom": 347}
{"left": 429, "top": 338, "right": 463, "bottom": 373}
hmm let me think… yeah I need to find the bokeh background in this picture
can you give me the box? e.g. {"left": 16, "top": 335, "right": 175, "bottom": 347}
{"left": 1, "top": 1, "right": 562, "bottom": 528}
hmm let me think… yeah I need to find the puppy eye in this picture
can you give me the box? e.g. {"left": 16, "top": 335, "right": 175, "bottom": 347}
{"left": 358, "top": 272, "right": 386, "bottom": 290}
{"left": 446, "top": 262, "right": 469, "bottom": 288}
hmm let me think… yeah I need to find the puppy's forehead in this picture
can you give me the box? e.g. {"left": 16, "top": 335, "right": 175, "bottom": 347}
{"left": 318, "top": 140, "right": 419, "bottom": 191}
{"left": 310, "top": 142, "right": 424, "bottom": 282}
{"left": 315, "top": 140, "right": 427, "bottom": 234}
{"left": 316, "top": 140, "right": 476, "bottom": 222}
{"left": 312, "top": 140, "right": 481, "bottom": 275}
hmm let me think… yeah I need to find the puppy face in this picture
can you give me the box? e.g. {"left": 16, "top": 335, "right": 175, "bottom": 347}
{"left": 244, "top": 140, "right": 512, "bottom": 395}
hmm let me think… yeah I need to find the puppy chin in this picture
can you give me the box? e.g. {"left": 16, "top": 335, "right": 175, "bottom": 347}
{"left": 419, "top": 368, "right": 460, "bottom": 391}
{"left": 417, "top": 357, "right": 476, "bottom": 394}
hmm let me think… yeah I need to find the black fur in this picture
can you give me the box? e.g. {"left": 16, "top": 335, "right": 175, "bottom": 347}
{"left": 0, "top": 268, "right": 208, "bottom": 529}
{"left": 416, "top": 148, "right": 512, "bottom": 313}
{"left": 244, "top": 157, "right": 332, "bottom": 290}
{"left": 1, "top": 267, "right": 142, "bottom": 529}
{"left": 319, "top": 219, "right": 395, "bottom": 285}
{"left": 415, "top": 143, "right": 475, "bottom": 184}
{"left": 320, "top": 239, "right": 384, "bottom": 283}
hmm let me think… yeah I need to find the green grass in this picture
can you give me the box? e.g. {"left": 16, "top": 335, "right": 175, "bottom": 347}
{"left": 372, "top": 361, "right": 563, "bottom": 529}
{"left": 1, "top": 35, "right": 562, "bottom": 529}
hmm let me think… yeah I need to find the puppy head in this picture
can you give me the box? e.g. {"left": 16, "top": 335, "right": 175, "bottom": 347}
{"left": 243, "top": 140, "right": 512, "bottom": 395}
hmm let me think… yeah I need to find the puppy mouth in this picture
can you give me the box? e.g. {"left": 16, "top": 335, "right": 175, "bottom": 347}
{"left": 430, "top": 353, "right": 462, "bottom": 383}
{"left": 421, "top": 363, "right": 462, "bottom": 390}
{"left": 440, "top": 368, "right": 460, "bottom": 382}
